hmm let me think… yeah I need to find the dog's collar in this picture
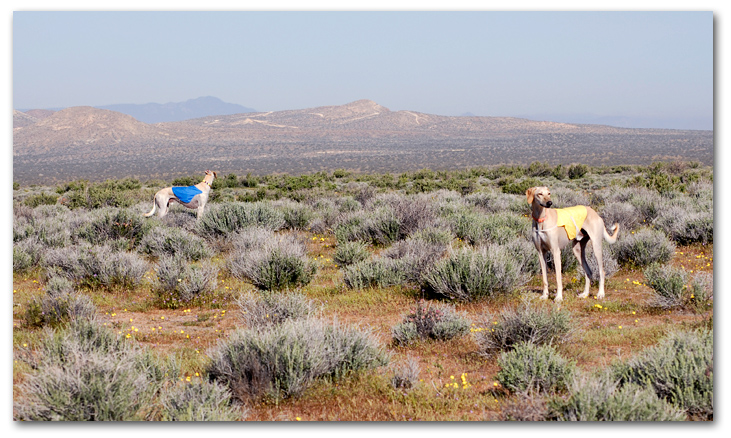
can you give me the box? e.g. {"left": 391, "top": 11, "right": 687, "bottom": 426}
{"left": 532, "top": 214, "right": 546, "bottom": 223}
{"left": 202, "top": 180, "right": 212, "bottom": 187}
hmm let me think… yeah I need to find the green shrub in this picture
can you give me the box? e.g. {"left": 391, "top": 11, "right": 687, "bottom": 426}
{"left": 500, "top": 177, "right": 543, "bottom": 195}
{"left": 153, "top": 256, "right": 219, "bottom": 308}
{"left": 613, "top": 228, "right": 675, "bottom": 267}
{"left": 392, "top": 300, "right": 470, "bottom": 345}
{"left": 158, "top": 379, "right": 242, "bottom": 421}
{"left": 567, "top": 164, "right": 589, "bottom": 180}
{"left": 138, "top": 226, "right": 211, "bottom": 261}
{"left": 236, "top": 291, "right": 318, "bottom": 328}
{"left": 333, "top": 241, "right": 371, "bottom": 268}
{"left": 474, "top": 301, "right": 572, "bottom": 357}
{"left": 611, "top": 329, "right": 713, "bottom": 419}
{"left": 23, "top": 192, "right": 59, "bottom": 208}
{"left": 206, "top": 318, "right": 388, "bottom": 402}
{"left": 423, "top": 245, "right": 526, "bottom": 302}
{"left": 548, "top": 375, "right": 686, "bottom": 421}
{"left": 496, "top": 342, "right": 576, "bottom": 394}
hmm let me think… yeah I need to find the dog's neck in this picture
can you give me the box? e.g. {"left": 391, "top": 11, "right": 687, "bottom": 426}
{"left": 531, "top": 202, "right": 548, "bottom": 223}
{"left": 201, "top": 175, "right": 214, "bottom": 187}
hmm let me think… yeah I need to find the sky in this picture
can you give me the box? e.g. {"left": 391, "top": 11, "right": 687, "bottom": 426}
{"left": 12, "top": 9, "right": 713, "bottom": 130}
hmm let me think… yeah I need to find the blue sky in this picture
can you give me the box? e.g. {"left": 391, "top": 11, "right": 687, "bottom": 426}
{"left": 13, "top": 10, "right": 713, "bottom": 129}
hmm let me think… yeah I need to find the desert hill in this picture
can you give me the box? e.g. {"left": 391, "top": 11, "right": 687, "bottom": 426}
{"left": 13, "top": 100, "right": 713, "bottom": 184}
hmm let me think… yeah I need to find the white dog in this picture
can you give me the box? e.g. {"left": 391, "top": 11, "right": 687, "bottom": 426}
{"left": 144, "top": 170, "right": 217, "bottom": 219}
{"left": 526, "top": 186, "right": 619, "bottom": 302}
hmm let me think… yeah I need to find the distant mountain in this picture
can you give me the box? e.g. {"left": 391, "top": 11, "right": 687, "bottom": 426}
{"left": 515, "top": 112, "right": 712, "bottom": 131}
{"left": 97, "top": 96, "right": 256, "bottom": 123}
{"left": 13, "top": 99, "right": 713, "bottom": 184}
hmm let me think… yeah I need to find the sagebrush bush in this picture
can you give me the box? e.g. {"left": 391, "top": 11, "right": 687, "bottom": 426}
{"left": 600, "top": 201, "right": 642, "bottom": 232}
{"left": 14, "top": 318, "right": 160, "bottom": 421}
{"left": 24, "top": 276, "right": 97, "bottom": 328}
{"left": 611, "top": 329, "right": 713, "bottom": 419}
{"left": 198, "top": 201, "right": 285, "bottom": 236}
{"left": 392, "top": 300, "right": 470, "bottom": 345}
{"left": 474, "top": 301, "right": 572, "bottom": 357}
{"left": 275, "top": 199, "right": 315, "bottom": 230}
{"left": 333, "top": 240, "right": 371, "bottom": 267}
{"left": 13, "top": 238, "right": 44, "bottom": 273}
{"left": 653, "top": 206, "right": 713, "bottom": 245}
{"left": 153, "top": 255, "right": 219, "bottom": 308}
{"left": 334, "top": 206, "right": 400, "bottom": 245}
{"left": 236, "top": 291, "right": 319, "bottom": 328}
{"left": 643, "top": 264, "right": 687, "bottom": 309}
{"left": 44, "top": 244, "right": 149, "bottom": 289}
{"left": 380, "top": 238, "right": 446, "bottom": 283}
{"left": 496, "top": 342, "right": 576, "bottom": 394}
{"left": 75, "top": 207, "right": 151, "bottom": 248}
{"left": 138, "top": 226, "right": 211, "bottom": 261}
{"left": 342, "top": 257, "right": 406, "bottom": 289}
{"left": 423, "top": 245, "right": 526, "bottom": 301}
{"left": 548, "top": 374, "right": 686, "bottom": 421}
{"left": 206, "top": 318, "right": 388, "bottom": 402}
{"left": 158, "top": 379, "right": 243, "bottom": 421}
{"left": 612, "top": 228, "right": 675, "bottom": 267}
{"left": 227, "top": 231, "right": 316, "bottom": 290}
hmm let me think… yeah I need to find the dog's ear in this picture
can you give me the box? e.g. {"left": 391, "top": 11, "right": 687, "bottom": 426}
{"left": 526, "top": 187, "right": 536, "bottom": 204}
{"left": 213, "top": 171, "right": 218, "bottom": 179}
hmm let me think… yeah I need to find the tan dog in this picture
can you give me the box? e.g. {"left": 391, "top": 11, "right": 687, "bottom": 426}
{"left": 144, "top": 170, "right": 217, "bottom": 219}
{"left": 526, "top": 186, "right": 619, "bottom": 301}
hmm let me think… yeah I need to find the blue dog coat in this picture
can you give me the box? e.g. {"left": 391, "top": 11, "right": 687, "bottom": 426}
{"left": 172, "top": 186, "right": 203, "bottom": 204}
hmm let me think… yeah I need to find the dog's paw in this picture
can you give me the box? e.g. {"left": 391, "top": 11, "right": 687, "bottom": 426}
{"left": 539, "top": 294, "right": 549, "bottom": 300}
{"left": 554, "top": 295, "right": 563, "bottom": 302}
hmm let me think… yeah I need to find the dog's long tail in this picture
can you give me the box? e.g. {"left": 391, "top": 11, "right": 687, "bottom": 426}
{"left": 603, "top": 223, "right": 620, "bottom": 244}
{"left": 143, "top": 199, "right": 157, "bottom": 217}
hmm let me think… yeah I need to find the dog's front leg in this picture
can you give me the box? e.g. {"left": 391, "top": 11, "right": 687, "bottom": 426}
{"left": 538, "top": 250, "right": 550, "bottom": 300}
{"left": 552, "top": 247, "right": 563, "bottom": 302}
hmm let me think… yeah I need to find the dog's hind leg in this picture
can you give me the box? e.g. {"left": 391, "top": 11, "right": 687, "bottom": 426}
{"left": 591, "top": 237, "right": 607, "bottom": 299}
{"left": 574, "top": 238, "right": 592, "bottom": 298}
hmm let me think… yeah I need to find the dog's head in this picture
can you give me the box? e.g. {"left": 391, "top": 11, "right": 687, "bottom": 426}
{"left": 526, "top": 186, "right": 553, "bottom": 208}
{"left": 204, "top": 170, "right": 218, "bottom": 179}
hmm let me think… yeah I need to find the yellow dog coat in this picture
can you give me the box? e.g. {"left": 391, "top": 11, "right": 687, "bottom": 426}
{"left": 554, "top": 206, "right": 588, "bottom": 240}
